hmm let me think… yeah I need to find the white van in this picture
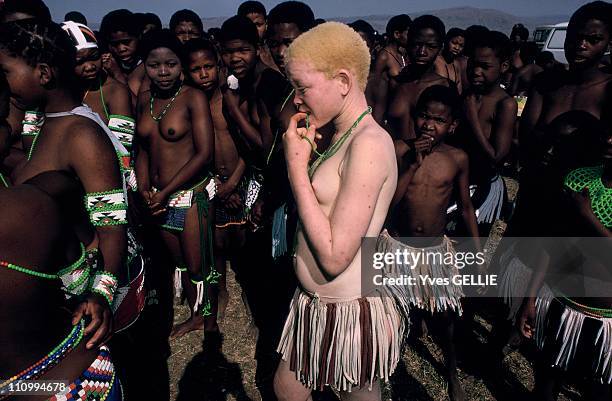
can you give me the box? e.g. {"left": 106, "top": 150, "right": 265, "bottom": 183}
{"left": 533, "top": 22, "right": 568, "bottom": 64}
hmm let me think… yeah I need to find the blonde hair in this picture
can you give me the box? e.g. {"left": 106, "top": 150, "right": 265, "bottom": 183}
{"left": 285, "top": 21, "right": 371, "bottom": 92}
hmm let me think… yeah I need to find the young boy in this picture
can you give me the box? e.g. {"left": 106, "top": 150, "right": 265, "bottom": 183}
{"left": 520, "top": 1, "right": 612, "bottom": 156}
{"left": 384, "top": 85, "right": 480, "bottom": 401}
{"left": 238, "top": 1, "right": 279, "bottom": 72}
{"left": 183, "top": 38, "right": 248, "bottom": 319}
{"left": 170, "top": 9, "right": 203, "bottom": 44}
{"left": 387, "top": 15, "right": 449, "bottom": 159}
{"left": 371, "top": 14, "right": 411, "bottom": 122}
{"left": 457, "top": 31, "right": 516, "bottom": 236}
{"left": 61, "top": 21, "right": 135, "bottom": 150}
{"left": 99, "top": 9, "right": 145, "bottom": 97}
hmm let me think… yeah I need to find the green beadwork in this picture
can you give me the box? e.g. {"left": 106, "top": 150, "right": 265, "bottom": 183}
{"left": 149, "top": 83, "right": 183, "bottom": 122}
{"left": 308, "top": 107, "right": 372, "bottom": 178}
{"left": 0, "top": 260, "right": 58, "bottom": 280}
{"left": 564, "top": 166, "right": 612, "bottom": 228}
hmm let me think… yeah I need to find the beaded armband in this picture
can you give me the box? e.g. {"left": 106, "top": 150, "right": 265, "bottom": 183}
{"left": 85, "top": 189, "right": 128, "bottom": 226}
{"left": 108, "top": 114, "right": 135, "bottom": 148}
{"left": 90, "top": 271, "right": 119, "bottom": 307}
{"left": 22, "top": 110, "right": 45, "bottom": 136}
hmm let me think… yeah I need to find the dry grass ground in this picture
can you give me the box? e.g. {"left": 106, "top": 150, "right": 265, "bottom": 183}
{"left": 167, "top": 178, "right": 580, "bottom": 401}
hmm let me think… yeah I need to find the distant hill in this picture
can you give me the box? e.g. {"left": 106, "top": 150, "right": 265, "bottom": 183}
{"left": 199, "top": 7, "right": 569, "bottom": 37}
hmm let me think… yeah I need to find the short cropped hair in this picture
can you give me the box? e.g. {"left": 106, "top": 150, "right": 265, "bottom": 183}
{"left": 237, "top": 1, "right": 266, "bottom": 17}
{"left": 181, "top": 37, "right": 218, "bottom": 66}
{"left": 445, "top": 28, "right": 465, "bottom": 44}
{"left": 100, "top": 9, "right": 139, "bottom": 40}
{"left": 568, "top": 1, "right": 612, "bottom": 35}
{"left": 169, "top": 9, "right": 203, "bottom": 33}
{"left": 469, "top": 30, "right": 512, "bottom": 62}
{"left": 138, "top": 13, "right": 162, "bottom": 32}
{"left": 410, "top": 15, "right": 446, "bottom": 43}
{"left": 464, "top": 25, "right": 490, "bottom": 55}
{"left": 0, "top": 20, "right": 76, "bottom": 83}
{"left": 267, "top": 1, "right": 315, "bottom": 34}
{"left": 64, "top": 11, "right": 87, "bottom": 25}
{"left": 510, "top": 24, "right": 529, "bottom": 41}
{"left": 349, "top": 20, "right": 376, "bottom": 43}
{"left": 415, "top": 85, "right": 461, "bottom": 119}
{"left": 285, "top": 22, "right": 371, "bottom": 92}
{"left": 536, "top": 51, "right": 554, "bottom": 66}
{"left": 219, "top": 15, "right": 259, "bottom": 48}
{"left": 139, "top": 28, "right": 184, "bottom": 62}
{"left": 385, "top": 14, "right": 411, "bottom": 37}
{"left": 1, "top": 0, "right": 51, "bottom": 22}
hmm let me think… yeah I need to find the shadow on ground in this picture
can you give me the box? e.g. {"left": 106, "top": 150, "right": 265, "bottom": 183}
{"left": 176, "top": 334, "right": 252, "bottom": 401}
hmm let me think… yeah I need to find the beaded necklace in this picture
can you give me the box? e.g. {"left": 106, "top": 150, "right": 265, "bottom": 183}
{"left": 0, "top": 321, "right": 85, "bottom": 395}
{"left": 308, "top": 107, "right": 372, "bottom": 179}
{"left": 266, "top": 88, "right": 295, "bottom": 165}
{"left": 291, "top": 107, "right": 372, "bottom": 256}
{"left": 149, "top": 82, "right": 183, "bottom": 123}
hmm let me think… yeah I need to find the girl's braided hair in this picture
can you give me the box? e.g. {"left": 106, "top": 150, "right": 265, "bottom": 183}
{"left": 0, "top": 19, "right": 76, "bottom": 83}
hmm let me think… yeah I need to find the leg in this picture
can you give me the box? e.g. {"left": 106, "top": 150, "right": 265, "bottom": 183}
{"left": 433, "top": 311, "right": 465, "bottom": 401}
{"left": 274, "top": 359, "right": 313, "bottom": 401}
{"left": 214, "top": 226, "right": 231, "bottom": 322}
{"left": 171, "top": 199, "right": 218, "bottom": 338}
{"left": 584, "top": 380, "right": 611, "bottom": 401}
{"left": 160, "top": 228, "right": 201, "bottom": 339}
{"left": 339, "top": 380, "right": 381, "bottom": 401}
{"left": 532, "top": 359, "right": 562, "bottom": 401}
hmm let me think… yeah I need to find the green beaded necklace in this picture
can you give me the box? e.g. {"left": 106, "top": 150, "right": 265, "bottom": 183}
{"left": 291, "top": 106, "right": 372, "bottom": 255}
{"left": 308, "top": 106, "right": 372, "bottom": 179}
{"left": 149, "top": 82, "right": 183, "bottom": 123}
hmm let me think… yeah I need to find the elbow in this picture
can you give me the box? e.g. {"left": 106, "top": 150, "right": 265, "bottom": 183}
{"left": 318, "top": 254, "right": 353, "bottom": 279}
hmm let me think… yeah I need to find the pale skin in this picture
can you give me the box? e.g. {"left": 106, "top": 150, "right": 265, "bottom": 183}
{"left": 274, "top": 60, "right": 397, "bottom": 401}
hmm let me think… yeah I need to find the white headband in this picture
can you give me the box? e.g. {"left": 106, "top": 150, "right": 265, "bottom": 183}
{"left": 61, "top": 20, "right": 98, "bottom": 51}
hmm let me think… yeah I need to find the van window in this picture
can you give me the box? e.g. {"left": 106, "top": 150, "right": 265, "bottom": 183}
{"left": 534, "top": 28, "right": 551, "bottom": 43}
{"left": 548, "top": 29, "right": 566, "bottom": 49}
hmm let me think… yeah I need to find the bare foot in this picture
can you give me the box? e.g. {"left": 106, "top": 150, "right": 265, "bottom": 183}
{"left": 448, "top": 374, "right": 466, "bottom": 401}
{"left": 217, "top": 289, "right": 229, "bottom": 322}
{"left": 170, "top": 315, "right": 205, "bottom": 339}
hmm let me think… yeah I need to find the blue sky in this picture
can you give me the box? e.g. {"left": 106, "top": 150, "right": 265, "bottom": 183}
{"left": 46, "top": 0, "right": 588, "bottom": 23}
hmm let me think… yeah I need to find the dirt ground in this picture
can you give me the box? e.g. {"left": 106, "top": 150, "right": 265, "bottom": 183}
{"left": 166, "top": 178, "right": 580, "bottom": 401}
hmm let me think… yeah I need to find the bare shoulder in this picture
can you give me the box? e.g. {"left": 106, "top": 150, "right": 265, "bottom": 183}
{"left": 105, "top": 77, "right": 131, "bottom": 99}
{"left": 182, "top": 85, "right": 209, "bottom": 110}
{"left": 128, "top": 63, "right": 146, "bottom": 80}
{"left": 350, "top": 121, "right": 395, "bottom": 160}
{"left": 106, "top": 76, "right": 129, "bottom": 92}
{"left": 376, "top": 47, "right": 390, "bottom": 62}
{"left": 498, "top": 92, "right": 518, "bottom": 112}
{"left": 64, "top": 116, "right": 112, "bottom": 150}
{"left": 447, "top": 145, "right": 469, "bottom": 166}
{"left": 136, "top": 89, "right": 152, "bottom": 113}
